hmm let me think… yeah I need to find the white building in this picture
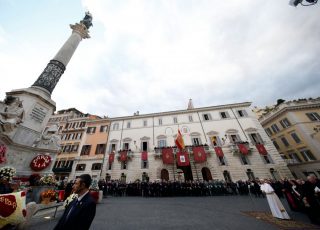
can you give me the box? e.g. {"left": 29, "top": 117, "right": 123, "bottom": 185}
{"left": 101, "top": 102, "right": 292, "bottom": 182}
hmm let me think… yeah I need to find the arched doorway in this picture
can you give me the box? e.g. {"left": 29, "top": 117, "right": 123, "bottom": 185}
{"left": 142, "top": 172, "right": 149, "bottom": 182}
{"left": 223, "top": 170, "right": 232, "bottom": 183}
{"left": 161, "top": 169, "right": 169, "bottom": 181}
{"left": 201, "top": 167, "right": 213, "bottom": 181}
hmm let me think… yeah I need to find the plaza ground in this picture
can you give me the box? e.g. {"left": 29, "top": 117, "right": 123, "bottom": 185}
{"left": 28, "top": 196, "right": 317, "bottom": 230}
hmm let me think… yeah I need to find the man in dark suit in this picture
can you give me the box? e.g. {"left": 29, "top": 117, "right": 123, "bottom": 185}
{"left": 54, "top": 174, "right": 96, "bottom": 230}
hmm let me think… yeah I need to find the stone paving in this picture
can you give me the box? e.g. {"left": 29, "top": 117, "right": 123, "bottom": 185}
{"left": 27, "top": 196, "right": 314, "bottom": 230}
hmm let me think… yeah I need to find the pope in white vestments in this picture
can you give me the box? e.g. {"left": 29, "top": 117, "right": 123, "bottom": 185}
{"left": 260, "top": 180, "right": 290, "bottom": 220}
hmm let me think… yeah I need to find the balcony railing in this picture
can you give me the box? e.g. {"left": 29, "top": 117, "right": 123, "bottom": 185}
{"left": 284, "top": 159, "right": 300, "bottom": 165}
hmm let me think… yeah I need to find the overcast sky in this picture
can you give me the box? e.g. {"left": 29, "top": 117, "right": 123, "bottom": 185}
{"left": 0, "top": 0, "right": 319, "bottom": 117}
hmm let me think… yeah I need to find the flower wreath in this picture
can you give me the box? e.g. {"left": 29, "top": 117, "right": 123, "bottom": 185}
{"left": 30, "top": 154, "right": 51, "bottom": 171}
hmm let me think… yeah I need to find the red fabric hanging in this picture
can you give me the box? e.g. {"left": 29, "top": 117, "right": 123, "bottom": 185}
{"left": 108, "top": 153, "right": 115, "bottom": 163}
{"left": 162, "top": 148, "right": 174, "bottom": 164}
{"left": 192, "top": 146, "right": 207, "bottom": 163}
{"left": 237, "top": 144, "right": 249, "bottom": 155}
{"left": 176, "top": 151, "right": 190, "bottom": 166}
{"left": 119, "top": 151, "right": 127, "bottom": 162}
{"left": 256, "top": 144, "right": 268, "bottom": 155}
{"left": 141, "top": 151, "right": 148, "bottom": 161}
{"left": 214, "top": 147, "right": 224, "bottom": 157}
{"left": 175, "top": 129, "right": 185, "bottom": 150}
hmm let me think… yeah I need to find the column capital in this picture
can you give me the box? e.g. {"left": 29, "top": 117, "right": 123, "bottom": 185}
{"left": 70, "top": 23, "right": 91, "bottom": 39}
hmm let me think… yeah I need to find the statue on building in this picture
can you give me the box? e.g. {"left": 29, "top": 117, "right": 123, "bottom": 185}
{"left": 0, "top": 96, "right": 24, "bottom": 133}
{"left": 80, "top": 11, "right": 93, "bottom": 29}
{"left": 32, "top": 124, "right": 61, "bottom": 151}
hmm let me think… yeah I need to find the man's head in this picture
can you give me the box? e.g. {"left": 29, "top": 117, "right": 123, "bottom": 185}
{"left": 307, "top": 174, "right": 317, "bottom": 184}
{"left": 72, "top": 174, "right": 92, "bottom": 195}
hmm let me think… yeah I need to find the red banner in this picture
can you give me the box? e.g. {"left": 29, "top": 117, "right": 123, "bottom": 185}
{"left": 176, "top": 151, "right": 190, "bottom": 166}
{"left": 141, "top": 151, "right": 148, "bottom": 161}
{"left": 256, "top": 144, "right": 267, "bottom": 155}
{"left": 214, "top": 147, "right": 224, "bottom": 157}
{"left": 119, "top": 151, "right": 127, "bottom": 162}
{"left": 237, "top": 144, "right": 249, "bottom": 155}
{"left": 162, "top": 148, "right": 174, "bottom": 164}
{"left": 192, "top": 146, "right": 206, "bottom": 163}
{"left": 108, "top": 153, "right": 115, "bottom": 163}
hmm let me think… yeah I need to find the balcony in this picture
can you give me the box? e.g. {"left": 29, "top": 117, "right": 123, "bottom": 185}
{"left": 284, "top": 159, "right": 300, "bottom": 165}
{"left": 52, "top": 162, "right": 74, "bottom": 173}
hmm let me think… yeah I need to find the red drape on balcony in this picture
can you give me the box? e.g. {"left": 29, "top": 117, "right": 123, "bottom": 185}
{"left": 119, "top": 151, "right": 127, "bottom": 162}
{"left": 192, "top": 146, "right": 206, "bottom": 163}
{"left": 256, "top": 144, "right": 268, "bottom": 155}
{"left": 162, "top": 148, "right": 174, "bottom": 164}
{"left": 108, "top": 153, "right": 115, "bottom": 163}
{"left": 176, "top": 151, "right": 190, "bottom": 166}
{"left": 141, "top": 151, "right": 148, "bottom": 161}
{"left": 214, "top": 147, "right": 224, "bottom": 157}
{"left": 237, "top": 144, "right": 249, "bottom": 155}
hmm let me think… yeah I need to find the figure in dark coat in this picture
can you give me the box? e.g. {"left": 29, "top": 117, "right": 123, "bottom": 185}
{"left": 54, "top": 174, "right": 96, "bottom": 230}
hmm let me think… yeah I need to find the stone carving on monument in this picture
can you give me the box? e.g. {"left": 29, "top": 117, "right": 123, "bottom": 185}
{"left": 0, "top": 96, "right": 24, "bottom": 133}
{"left": 32, "top": 124, "right": 61, "bottom": 151}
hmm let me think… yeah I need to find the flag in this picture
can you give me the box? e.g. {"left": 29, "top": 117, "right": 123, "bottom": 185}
{"left": 237, "top": 144, "right": 249, "bottom": 155}
{"left": 176, "top": 151, "right": 190, "bottom": 166}
{"left": 175, "top": 129, "right": 185, "bottom": 150}
{"left": 141, "top": 151, "right": 148, "bottom": 161}
{"left": 108, "top": 153, "right": 115, "bottom": 163}
{"left": 162, "top": 148, "right": 174, "bottom": 164}
{"left": 119, "top": 151, "right": 127, "bottom": 162}
{"left": 192, "top": 146, "right": 206, "bottom": 163}
{"left": 214, "top": 147, "right": 224, "bottom": 157}
{"left": 256, "top": 144, "right": 267, "bottom": 155}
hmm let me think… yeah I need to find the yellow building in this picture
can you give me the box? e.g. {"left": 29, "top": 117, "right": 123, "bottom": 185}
{"left": 258, "top": 98, "right": 320, "bottom": 179}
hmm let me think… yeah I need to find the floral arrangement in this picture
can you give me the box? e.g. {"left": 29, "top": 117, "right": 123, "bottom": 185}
{"left": 64, "top": 193, "right": 78, "bottom": 208}
{"left": 41, "top": 189, "right": 56, "bottom": 199}
{"left": 39, "top": 174, "right": 56, "bottom": 186}
{"left": 0, "top": 166, "right": 16, "bottom": 181}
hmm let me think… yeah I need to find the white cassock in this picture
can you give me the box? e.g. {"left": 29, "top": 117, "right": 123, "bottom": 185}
{"left": 260, "top": 183, "right": 290, "bottom": 219}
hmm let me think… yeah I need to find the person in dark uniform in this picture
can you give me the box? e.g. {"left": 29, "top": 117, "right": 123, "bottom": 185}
{"left": 54, "top": 174, "right": 96, "bottom": 230}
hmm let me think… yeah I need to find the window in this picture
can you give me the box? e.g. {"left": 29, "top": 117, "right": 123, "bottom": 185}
{"left": 262, "top": 155, "right": 273, "bottom": 164}
{"left": 81, "top": 145, "right": 91, "bottom": 155}
{"left": 96, "top": 144, "right": 106, "bottom": 154}
{"left": 158, "top": 139, "right": 167, "bottom": 148}
{"left": 172, "top": 117, "right": 178, "bottom": 124}
{"left": 80, "top": 122, "right": 86, "bottom": 127}
{"left": 123, "top": 143, "right": 130, "bottom": 150}
{"left": 87, "top": 127, "right": 96, "bottom": 134}
{"left": 158, "top": 118, "right": 162, "bottom": 126}
{"left": 121, "top": 162, "right": 127, "bottom": 170}
{"left": 72, "top": 144, "right": 79, "bottom": 152}
{"left": 290, "top": 133, "right": 301, "bottom": 144}
{"left": 76, "top": 164, "right": 86, "bottom": 171}
{"left": 265, "top": 128, "right": 272, "bottom": 137}
{"left": 218, "top": 156, "right": 226, "bottom": 165}
{"left": 306, "top": 112, "right": 320, "bottom": 121}
{"left": 113, "top": 123, "right": 119, "bottom": 130}
{"left": 100, "top": 125, "right": 108, "bottom": 132}
{"left": 220, "top": 111, "right": 230, "bottom": 119}
{"left": 280, "top": 118, "right": 291, "bottom": 128}
{"left": 142, "top": 141, "right": 148, "bottom": 151}
{"left": 110, "top": 143, "right": 116, "bottom": 152}
{"left": 127, "top": 122, "right": 131, "bottom": 128}
{"left": 188, "top": 115, "right": 193, "bottom": 122}
{"left": 288, "top": 152, "right": 302, "bottom": 163}
{"left": 203, "top": 113, "right": 212, "bottom": 121}
{"left": 237, "top": 110, "right": 248, "bottom": 117}
{"left": 300, "top": 149, "right": 316, "bottom": 161}
{"left": 248, "top": 133, "right": 263, "bottom": 145}
{"left": 192, "top": 137, "right": 201, "bottom": 146}
{"left": 240, "top": 155, "right": 250, "bottom": 165}
{"left": 141, "top": 160, "right": 148, "bottom": 169}
{"left": 210, "top": 136, "right": 221, "bottom": 146}
{"left": 230, "top": 134, "right": 241, "bottom": 143}
{"left": 271, "top": 124, "right": 280, "bottom": 133}
{"left": 143, "top": 120, "right": 147, "bottom": 127}
{"left": 272, "top": 140, "right": 280, "bottom": 150}
{"left": 92, "top": 163, "right": 102, "bottom": 170}
{"left": 270, "top": 168, "right": 280, "bottom": 180}
{"left": 281, "top": 137, "right": 290, "bottom": 147}
{"left": 223, "top": 170, "right": 232, "bottom": 183}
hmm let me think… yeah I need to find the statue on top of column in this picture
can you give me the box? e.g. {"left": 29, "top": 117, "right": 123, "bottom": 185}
{"left": 81, "top": 11, "right": 93, "bottom": 29}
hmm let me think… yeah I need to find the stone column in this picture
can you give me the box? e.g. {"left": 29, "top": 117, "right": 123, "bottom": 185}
{"left": 32, "top": 23, "right": 90, "bottom": 95}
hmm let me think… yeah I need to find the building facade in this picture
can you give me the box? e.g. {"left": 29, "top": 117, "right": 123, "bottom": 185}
{"left": 101, "top": 102, "right": 292, "bottom": 182}
{"left": 258, "top": 98, "right": 320, "bottom": 179}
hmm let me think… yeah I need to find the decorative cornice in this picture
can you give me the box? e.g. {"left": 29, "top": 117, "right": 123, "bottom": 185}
{"left": 70, "top": 23, "right": 90, "bottom": 39}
